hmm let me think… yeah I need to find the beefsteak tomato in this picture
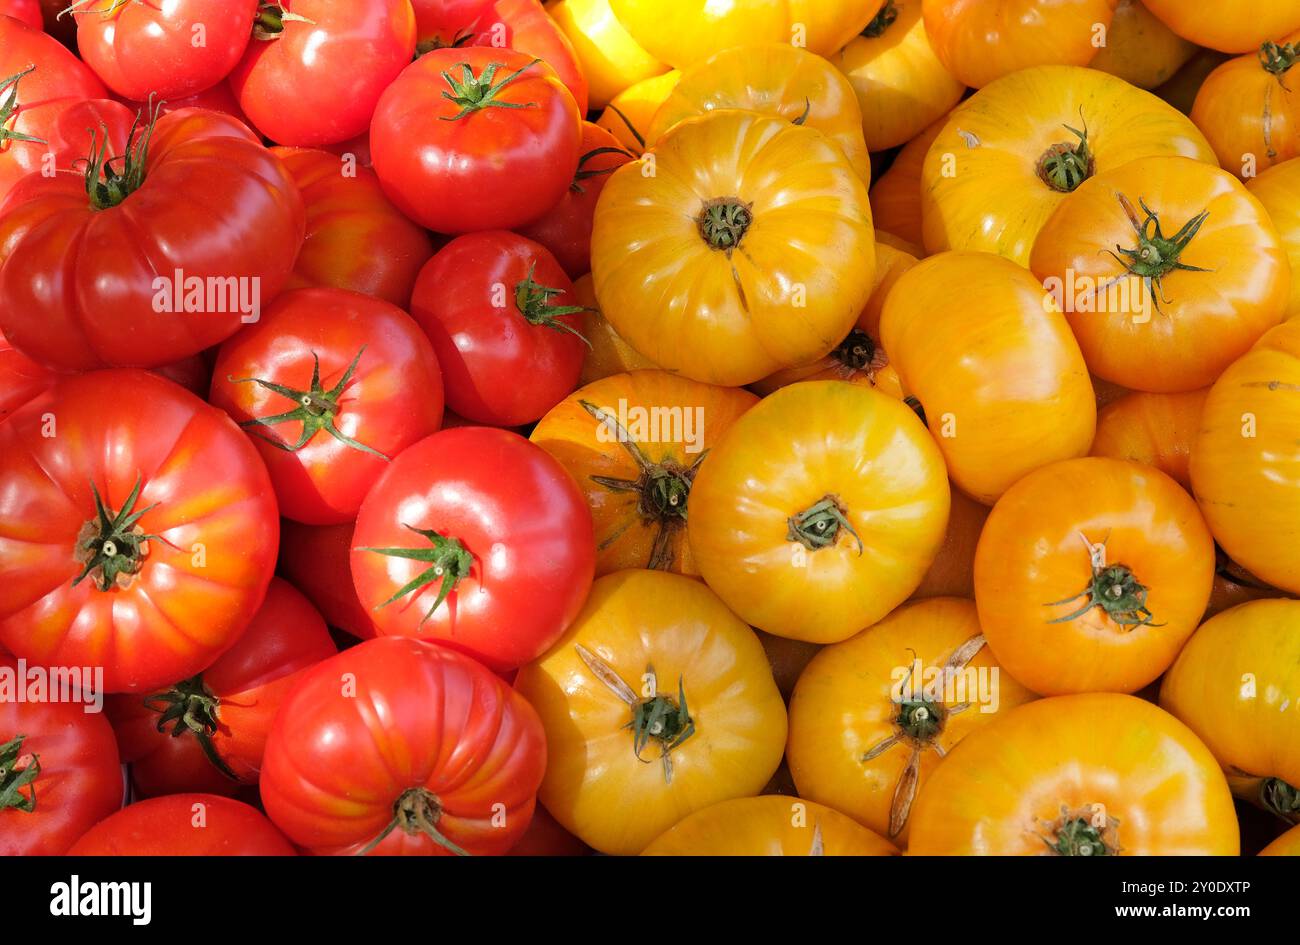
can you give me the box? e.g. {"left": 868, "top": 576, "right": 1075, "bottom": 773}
{"left": 68, "top": 794, "right": 296, "bottom": 855}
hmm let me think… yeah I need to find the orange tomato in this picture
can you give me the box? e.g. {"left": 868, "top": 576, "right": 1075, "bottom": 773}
{"left": 641, "top": 795, "right": 898, "bottom": 856}
{"left": 595, "top": 69, "right": 680, "bottom": 154}
{"left": 1089, "top": 0, "right": 1196, "bottom": 89}
{"left": 1161, "top": 599, "right": 1300, "bottom": 824}
{"left": 572, "top": 275, "right": 655, "bottom": 385}
{"left": 1260, "top": 824, "right": 1300, "bottom": 855}
{"left": 1247, "top": 156, "right": 1300, "bottom": 319}
{"left": 788, "top": 597, "right": 1036, "bottom": 843}
{"left": 1090, "top": 388, "right": 1209, "bottom": 488}
{"left": 529, "top": 369, "right": 757, "bottom": 576}
{"left": 837, "top": 0, "right": 965, "bottom": 152}
{"left": 1142, "top": 0, "right": 1300, "bottom": 53}
{"left": 1206, "top": 551, "right": 1283, "bottom": 619}
{"left": 1031, "top": 156, "right": 1288, "bottom": 392}
{"left": 974, "top": 457, "right": 1216, "bottom": 695}
{"left": 870, "top": 117, "right": 942, "bottom": 249}
{"left": 907, "top": 693, "right": 1240, "bottom": 854}
{"left": 909, "top": 489, "right": 989, "bottom": 600}
{"left": 1154, "top": 47, "right": 1232, "bottom": 115}
{"left": 921, "top": 0, "right": 1119, "bottom": 89}
{"left": 881, "top": 251, "right": 1096, "bottom": 504}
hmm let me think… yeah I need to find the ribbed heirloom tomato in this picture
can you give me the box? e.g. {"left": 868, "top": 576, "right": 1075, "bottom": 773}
{"left": 260, "top": 637, "right": 546, "bottom": 856}
{"left": 351, "top": 427, "right": 594, "bottom": 671}
{"left": 371, "top": 48, "right": 582, "bottom": 233}
{"left": 974, "top": 458, "right": 1216, "bottom": 695}
{"left": 907, "top": 694, "right": 1240, "bottom": 854}
{"left": 0, "top": 108, "right": 305, "bottom": 371}
{"left": 592, "top": 110, "right": 876, "bottom": 387}
{"left": 688, "top": 381, "right": 950, "bottom": 643}
{"left": 641, "top": 796, "right": 898, "bottom": 856}
{"left": 69, "top": 794, "right": 295, "bottom": 856}
{"left": 788, "top": 598, "right": 1036, "bottom": 843}
{"left": 0, "top": 370, "right": 278, "bottom": 693}
{"left": 514, "top": 570, "right": 788, "bottom": 856}
{"left": 210, "top": 288, "right": 445, "bottom": 525}
{"left": 572, "top": 275, "right": 655, "bottom": 384}
{"left": 1193, "top": 34, "right": 1300, "bottom": 178}
{"left": 530, "top": 369, "right": 758, "bottom": 576}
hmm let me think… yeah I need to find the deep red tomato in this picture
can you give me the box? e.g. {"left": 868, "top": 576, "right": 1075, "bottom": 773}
{"left": 519, "top": 122, "right": 634, "bottom": 278}
{"left": 1, "top": 656, "right": 123, "bottom": 855}
{"left": 409, "top": 231, "right": 586, "bottom": 426}
{"left": 371, "top": 47, "right": 581, "bottom": 233}
{"left": 74, "top": 0, "right": 258, "bottom": 101}
{"left": 210, "top": 288, "right": 445, "bottom": 525}
{"left": 279, "top": 520, "right": 379, "bottom": 640}
{"left": 0, "top": 327, "right": 54, "bottom": 421}
{"left": 230, "top": 0, "right": 417, "bottom": 147}
{"left": 410, "top": 0, "right": 495, "bottom": 39}
{"left": 109, "top": 578, "right": 336, "bottom": 798}
{"left": 0, "top": 0, "right": 41, "bottom": 29}
{"left": 0, "top": 16, "right": 109, "bottom": 203}
{"left": 273, "top": 147, "right": 435, "bottom": 308}
{"left": 68, "top": 794, "right": 296, "bottom": 855}
{"left": 0, "top": 370, "right": 279, "bottom": 693}
{"left": 0, "top": 107, "right": 305, "bottom": 371}
{"left": 127, "top": 79, "right": 251, "bottom": 127}
{"left": 259, "top": 636, "right": 547, "bottom": 855}
{"left": 350, "top": 427, "right": 595, "bottom": 670}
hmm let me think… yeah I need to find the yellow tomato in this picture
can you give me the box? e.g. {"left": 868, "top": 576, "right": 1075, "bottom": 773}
{"left": 788, "top": 597, "right": 1036, "bottom": 843}
{"left": 591, "top": 111, "right": 876, "bottom": 387}
{"left": 1261, "top": 824, "right": 1300, "bottom": 855}
{"left": 921, "top": 66, "right": 1216, "bottom": 265}
{"left": 1161, "top": 599, "right": 1300, "bottom": 824}
{"left": 688, "top": 381, "right": 950, "bottom": 644}
{"left": 908, "top": 693, "right": 1240, "bottom": 854}
{"left": 870, "top": 117, "right": 943, "bottom": 249}
{"left": 529, "top": 370, "right": 757, "bottom": 576}
{"left": 1090, "top": 0, "right": 1196, "bottom": 89}
{"left": 1142, "top": 0, "right": 1300, "bottom": 54}
{"left": 641, "top": 795, "right": 898, "bottom": 856}
{"left": 1090, "top": 388, "right": 1209, "bottom": 488}
{"left": 836, "top": 0, "right": 965, "bottom": 152}
{"left": 515, "top": 569, "right": 787, "bottom": 856}
{"left": 547, "top": 0, "right": 668, "bottom": 110}
{"left": 595, "top": 70, "right": 680, "bottom": 154}
{"left": 648, "top": 43, "right": 871, "bottom": 184}
{"left": 1248, "top": 156, "right": 1300, "bottom": 319}
{"left": 608, "top": 0, "right": 885, "bottom": 69}
{"left": 572, "top": 275, "right": 655, "bottom": 385}
{"left": 974, "top": 457, "right": 1216, "bottom": 695}
{"left": 1190, "top": 320, "right": 1300, "bottom": 594}
{"left": 881, "top": 251, "right": 1096, "bottom": 504}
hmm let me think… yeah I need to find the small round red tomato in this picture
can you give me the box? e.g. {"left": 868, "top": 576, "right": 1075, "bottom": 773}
{"left": 74, "top": 0, "right": 258, "bottom": 101}
{"left": 230, "top": 0, "right": 417, "bottom": 147}
{"left": 279, "top": 520, "right": 379, "bottom": 640}
{"left": 351, "top": 427, "right": 595, "bottom": 671}
{"left": 371, "top": 47, "right": 581, "bottom": 233}
{"left": 409, "top": 232, "right": 586, "bottom": 426}
{"left": 259, "top": 636, "right": 547, "bottom": 856}
{"left": 0, "top": 0, "right": 42, "bottom": 28}
{"left": 0, "top": 370, "right": 279, "bottom": 693}
{"left": 211, "top": 288, "right": 445, "bottom": 525}
{"left": 519, "top": 122, "right": 634, "bottom": 279}
{"left": 1, "top": 657, "right": 123, "bottom": 855}
{"left": 69, "top": 794, "right": 296, "bottom": 855}
{"left": 109, "top": 579, "right": 337, "bottom": 798}
{"left": 273, "top": 147, "right": 435, "bottom": 308}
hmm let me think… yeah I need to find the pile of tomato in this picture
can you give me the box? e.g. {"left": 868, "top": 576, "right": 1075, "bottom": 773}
{"left": 3, "top": 0, "right": 1300, "bottom": 859}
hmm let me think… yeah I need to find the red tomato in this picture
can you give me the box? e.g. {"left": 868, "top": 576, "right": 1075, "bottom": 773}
{"left": 230, "top": 0, "right": 417, "bottom": 147}
{"left": 0, "top": 108, "right": 305, "bottom": 370}
{"left": 0, "top": 0, "right": 41, "bottom": 29}
{"left": 74, "top": 0, "right": 258, "bottom": 101}
{"left": 0, "top": 370, "right": 279, "bottom": 693}
{"left": 371, "top": 47, "right": 581, "bottom": 233}
{"left": 127, "top": 80, "right": 251, "bottom": 127}
{"left": 68, "top": 794, "right": 296, "bottom": 855}
{"left": 210, "top": 288, "right": 445, "bottom": 525}
{"left": 350, "top": 427, "right": 595, "bottom": 670}
{"left": 1, "top": 657, "right": 123, "bottom": 855}
{"left": 273, "top": 147, "right": 435, "bottom": 308}
{"left": 109, "top": 579, "right": 336, "bottom": 797}
{"left": 0, "top": 17, "right": 109, "bottom": 203}
{"left": 259, "top": 636, "right": 547, "bottom": 855}
{"left": 0, "top": 327, "right": 54, "bottom": 421}
{"left": 519, "top": 122, "right": 634, "bottom": 278}
{"left": 279, "top": 520, "right": 379, "bottom": 640}
{"left": 409, "top": 232, "right": 586, "bottom": 426}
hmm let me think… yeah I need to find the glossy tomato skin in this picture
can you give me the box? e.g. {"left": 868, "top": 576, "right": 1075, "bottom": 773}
{"left": 128, "top": 80, "right": 251, "bottom": 126}
{"left": 69, "top": 794, "right": 296, "bottom": 855}
{"left": 642, "top": 796, "right": 897, "bottom": 856}
{"left": 0, "top": 658, "right": 123, "bottom": 855}
{"left": 572, "top": 275, "right": 655, "bottom": 384}
{"left": 109, "top": 579, "right": 337, "bottom": 797}
{"left": 0, "top": 328, "right": 55, "bottom": 421}
{"left": 210, "top": 288, "right": 445, "bottom": 525}
{"left": 273, "top": 147, "right": 435, "bottom": 308}
{"left": 351, "top": 428, "right": 595, "bottom": 671}
{"left": 1090, "top": 388, "right": 1209, "bottom": 489}
{"left": 1143, "top": 0, "right": 1300, "bottom": 53}
{"left": 518, "top": 122, "right": 634, "bottom": 279}
{"left": 0, "top": 370, "right": 279, "bottom": 693}
{"left": 409, "top": 232, "right": 585, "bottom": 426}
{"left": 74, "top": 0, "right": 258, "bottom": 101}
{"left": 0, "top": 108, "right": 306, "bottom": 371}
{"left": 869, "top": 117, "right": 942, "bottom": 249}
{"left": 279, "top": 520, "right": 379, "bottom": 640}
{"left": 260, "top": 636, "right": 547, "bottom": 856}
{"left": 547, "top": 0, "right": 667, "bottom": 110}
{"left": 371, "top": 48, "right": 581, "bottom": 234}
{"left": 0, "top": 0, "right": 41, "bottom": 28}
{"left": 230, "top": 0, "right": 416, "bottom": 147}
{"left": 1248, "top": 156, "right": 1300, "bottom": 320}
